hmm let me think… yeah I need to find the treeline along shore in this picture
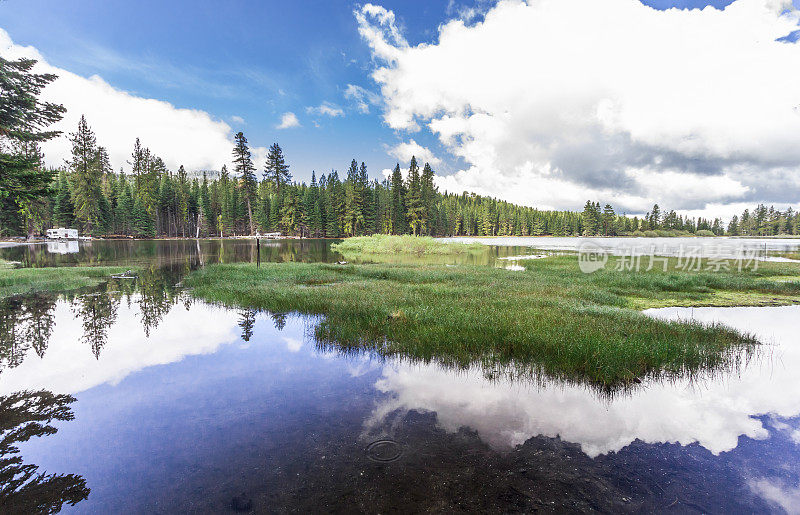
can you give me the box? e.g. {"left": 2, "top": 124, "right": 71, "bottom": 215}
{"left": 2, "top": 56, "right": 798, "bottom": 241}
{"left": 8, "top": 114, "right": 798, "bottom": 241}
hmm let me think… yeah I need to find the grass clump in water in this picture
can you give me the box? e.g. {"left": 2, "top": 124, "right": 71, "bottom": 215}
{"left": 774, "top": 251, "right": 800, "bottom": 261}
{"left": 185, "top": 256, "right": 800, "bottom": 389}
{"left": 331, "top": 234, "right": 483, "bottom": 256}
{"left": 0, "top": 266, "right": 132, "bottom": 299}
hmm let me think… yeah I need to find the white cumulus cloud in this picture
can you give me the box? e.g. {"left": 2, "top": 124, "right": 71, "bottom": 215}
{"left": 387, "top": 139, "right": 442, "bottom": 167}
{"left": 0, "top": 29, "right": 247, "bottom": 173}
{"left": 306, "top": 102, "right": 345, "bottom": 117}
{"left": 344, "top": 83, "right": 382, "bottom": 114}
{"left": 276, "top": 111, "right": 301, "bottom": 129}
{"left": 356, "top": 0, "right": 800, "bottom": 214}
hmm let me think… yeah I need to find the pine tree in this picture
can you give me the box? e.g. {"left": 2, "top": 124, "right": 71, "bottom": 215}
{"left": 219, "top": 165, "right": 234, "bottom": 235}
{"left": 176, "top": 165, "right": 189, "bottom": 237}
{"left": 582, "top": 200, "right": 598, "bottom": 236}
{"left": 649, "top": 204, "right": 661, "bottom": 230}
{"left": 421, "top": 162, "right": 437, "bottom": 235}
{"left": 308, "top": 171, "right": 322, "bottom": 236}
{"left": 263, "top": 143, "right": 291, "bottom": 195}
{"left": 602, "top": 204, "right": 616, "bottom": 236}
{"left": 280, "top": 187, "right": 300, "bottom": 234}
{"left": 727, "top": 215, "right": 740, "bottom": 236}
{"left": 405, "top": 157, "right": 424, "bottom": 235}
{"left": 52, "top": 170, "right": 74, "bottom": 228}
{"left": 132, "top": 197, "right": 153, "bottom": 237}
{"left": 325, "top": 173, "right": 341, "bottom": 237}
{"left": 0, "top": 56, "right": 65, "bottom": 233}
{"left": 200, "top": 172, "right": 212, "bottom": 236}
{"left": 115, "top": 181, "right": 134, "bottom": 235}
{"left": 390, "top": 164, "right": 406, "bottom": 234}
{"left": 69, "top": 116, "right": 102, "bottom": 235}
{"left": 233, "top": 132, "right": 257, "bottom": 234}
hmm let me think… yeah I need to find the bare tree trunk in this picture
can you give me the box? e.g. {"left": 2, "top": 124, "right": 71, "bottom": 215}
{"left": 247, "top": 199, "right": 255, "bottom": 236}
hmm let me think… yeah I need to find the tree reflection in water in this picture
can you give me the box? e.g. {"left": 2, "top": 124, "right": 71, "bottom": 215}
{"left": 1, "top": 295, "right": 58, "bottom": 370}
{"left": 0, "top": 390, "right": 89, "bottom": 513}
{"left": 72, "top": 293, "right": 118, "bottom": 360}
{"left": 238, "top": 309, "right": 257, "bottom": 342}
{"left": 0, "top": 264, "right": 296, "bottom": 373}
{"left": 271, "top": 312, "right": 287, "bottom": 331}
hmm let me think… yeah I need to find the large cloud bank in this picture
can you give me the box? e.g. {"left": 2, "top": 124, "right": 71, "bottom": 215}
{"left": 0, "top": 29, "right": 243, "bottom": 173}
{"left": 357, "top": 0, "right": 800, "bottom": 213}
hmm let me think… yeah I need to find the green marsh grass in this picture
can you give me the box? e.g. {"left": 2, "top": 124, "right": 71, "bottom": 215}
{"left": 185, "top": 256, "right": 800, "bottom": 388}
{"left": 331, "top": 234, "right": 483, "bottom": 256}
{"left": 774, "top": 251, "right": 800, "bottom": 261}
{"left": 0, "top": 266, "right": 131, "bottom": 299}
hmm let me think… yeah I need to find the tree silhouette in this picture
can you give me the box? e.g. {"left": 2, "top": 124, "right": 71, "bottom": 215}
{"left": 238, "top": 309, "right": 257, "bottom": 342}
{"left": 0, "top": 298, "right": 27, "bottom": 370}
{"left": 22, "top": 294, "right": 57, "bottom": 359}
{"left": 271, "top": 312, "right": 287, "bottom": 331}
{"left": 0, "top": 390, "right": 89, "bottom": 513}
{"left": 136, "top": 266, "right": 173, "bottom": 338}
{"left": 72, "top": 292, "right": 118, "bottom": 360}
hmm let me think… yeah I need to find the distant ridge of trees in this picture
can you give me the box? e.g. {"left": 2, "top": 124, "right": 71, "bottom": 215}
{"left": 2, "top": 58, "right": 798, "bottom": 239}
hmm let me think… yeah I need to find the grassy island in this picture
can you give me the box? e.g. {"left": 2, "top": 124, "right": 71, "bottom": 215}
{"left": 185, "top": 247, "right": 800, "bottom": 388}
{"left": 331, "top": 234, "right": 483, "bottom": 256}
{"left": 0, "top": 265, "right": 132, "bottom": 299}
{"left": 774, "top": 251, "right": 800, "bottom": 261}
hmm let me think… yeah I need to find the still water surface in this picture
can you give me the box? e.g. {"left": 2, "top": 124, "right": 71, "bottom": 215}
{"left": 445, "top": 235, "right": 800, "bottom": 258}
{"left": 1, "top": 239, "right": 799, "bottom": 512}
{"left": 0, "top": 238, "right": 547, "bottom": 269}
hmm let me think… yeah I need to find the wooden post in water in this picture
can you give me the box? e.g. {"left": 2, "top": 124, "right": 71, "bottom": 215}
{"left": 256, "top": 238, "right": 261, "bottom": 268}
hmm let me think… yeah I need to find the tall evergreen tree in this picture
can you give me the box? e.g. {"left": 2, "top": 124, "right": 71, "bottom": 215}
{"left": 176, "top": 165, "right": 189, "bottom": 237}
{"left": 52, "top": 170, "right": 74, "bottom": 228}
{"left": 582, "top": 200, "right": 598, "bottom": 236}
{"left": 0, "top": 57, "right": 65, "bottom": 235}
{"left": 602, "top": 204, "right": 616, "bottom": 236}
{"left": 406, "top": 157, "right": 424, "bottom": 235}
{"left": 219, "top": 165, "right": 234, "bottom": 235}
{"left": 68, "top": 116, "right": 102, "bottom": 234}
{"left": 115, "top": 181, "right": 134, "bottom": 235}
{"left": 232, "top": 132, "right": 257, "bottom": 235}
{"left": 421, "top": 162, "right": 437, "bottom": 235}
{"left": 263, "top": 143, "right": 291, "bottom": 195}
{"left": 308, "top": 171, "right": 322, "bottom": 236}
{"left": 390, "top": 164, "right": 406, "bottom": 234}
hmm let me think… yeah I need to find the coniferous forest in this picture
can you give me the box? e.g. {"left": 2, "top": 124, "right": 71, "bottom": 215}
{"left": 2, "top": 57, "right": 799, "bottom": 240}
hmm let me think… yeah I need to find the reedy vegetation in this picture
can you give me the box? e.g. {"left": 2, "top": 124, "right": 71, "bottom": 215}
{"left": 184, "top": 254, "right": 800, "bottom": 388}
{"left": 0, "top": 265, "right": 130, "bottom": 299}
{"left": 331, "top": 234, "right": 483, "bottom": 256}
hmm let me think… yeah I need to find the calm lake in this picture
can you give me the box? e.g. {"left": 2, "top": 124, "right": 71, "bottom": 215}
{"left": 1, "top": 239, "right": 799, "bottom": 513}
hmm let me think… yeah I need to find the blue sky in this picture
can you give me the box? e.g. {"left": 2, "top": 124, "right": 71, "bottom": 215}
{"left": 1, "top": 0, "right": 471, "bottom": 180}
{"left": 2, "top": 0, "right": 800, "bottom": 216}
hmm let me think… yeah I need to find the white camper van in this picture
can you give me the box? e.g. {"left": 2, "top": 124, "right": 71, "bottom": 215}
{"left": 46, "top": 228, "right": 79, "bottom": 240}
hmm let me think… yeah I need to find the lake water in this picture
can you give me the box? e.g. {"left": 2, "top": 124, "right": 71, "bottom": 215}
{"left": 0, "top": 238, "right": 545, "bottom": 269}
{"left": 1, "top": 240, "right": 800, "bottom": 512}
{"left": 445, "top": 236, "right": 800, "bottom": 260}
